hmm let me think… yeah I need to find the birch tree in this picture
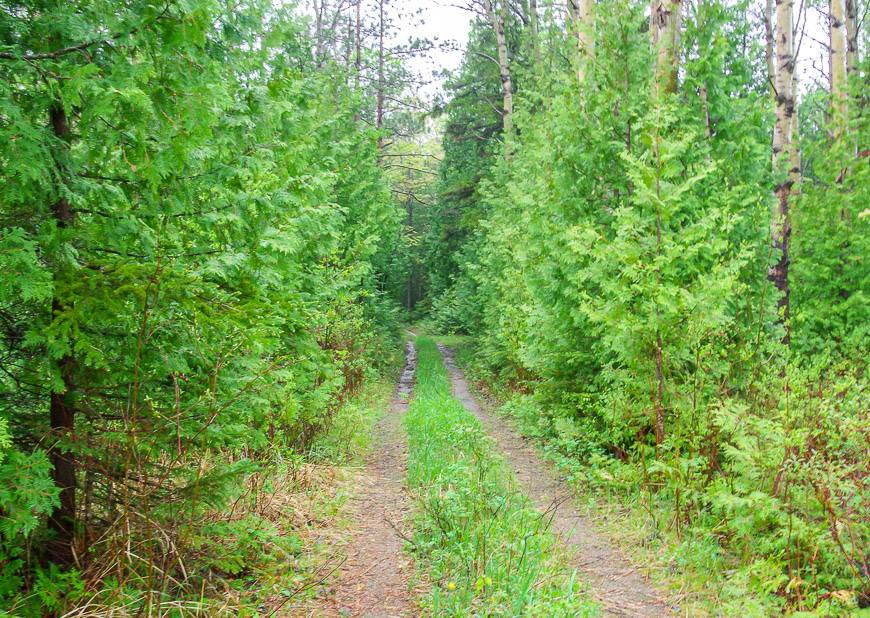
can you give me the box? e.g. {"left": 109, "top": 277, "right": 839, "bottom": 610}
{"left": 770, "top": 0, "right": 797, "bottom": 334}
{"left": 650, "top": 0, "right": 682, "bottom": 98}
{"left": 844, "top": 0, "right": 859, "bottom": 76}
{"left": 570, "top": 0, "right": 595, "bottom": 83}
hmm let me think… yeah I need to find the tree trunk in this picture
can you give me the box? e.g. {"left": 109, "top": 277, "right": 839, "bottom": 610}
{"left": 764, "top": 0, "right": 776, "bottom": 93}
{"left": 406, "top": 200, "right": 413, "bottom": 312}
{"left": 354, "top": 0, "right": 362, "bottom": 88}
{"left": 654, "top": 327, "right": 665, "bottom": 446}
{"left": 47, "top": 102, "right": 77, "bottom": 567}
{"left": 830, "top": 0, "right": 848, "bottom": 138}
{"left": 314, "top": 0, "right": 326, "bottom": 66}
{"left": 484, "top": 0, "right": 514, "bottom": 138}
{"left": 650, "top": 0, "right": 682, "bottom": 98}
{"left": 575, "top": 0, "right": 594, "bottom": 84}
{"left": 770, "top": 0, "right": 797, "bottom": 339}
{"left": 376, "top": 0, "right": 385, "bottom": 148}
{"left": 344, "top": 11, "right": 353, "bottom": 70}
{"left": 844, "top": 0, "right": 858, "bottom": 77}
{"left": 529, "top": 0, "right": 542, "bottom": 67}
{"left": 700, "top": 83, "right": 712, "bottom": 140}
{"left": 648, "top": 3, "right": 679, "bottom": 447}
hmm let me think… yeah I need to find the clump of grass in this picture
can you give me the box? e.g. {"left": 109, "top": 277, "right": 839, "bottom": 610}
{"left": 405, "top": 337, "right": 598, "bottom": 617}
{"left": 307, "top": 376, "right": 396, "bottom": 464}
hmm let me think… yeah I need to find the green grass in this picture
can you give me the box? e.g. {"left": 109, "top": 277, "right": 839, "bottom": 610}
{"left": 307, "top": 375, "right": 397, "bottom": 464}
{"left": 404, "top": 337, "right": 598, "bottom": 617}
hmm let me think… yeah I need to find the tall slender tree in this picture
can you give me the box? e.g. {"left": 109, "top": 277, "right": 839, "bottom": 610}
{"left": 376, "top": 0, "right": 386, "bottom": 147}
{"left": 47, "top": 100, "right": 76, "bottom": 567}
{"left": 765, "top": 0, "right": 776, "bottom": 92}
{"left": 770, "top": 0, "right": 797, "bottom": 335}
{"left": 575, "top": 0, "right": 595, "bottom": 84}
{"left": 844, "top": 0, "right": 859, "bottom": 76}
{"left": 648, "top": 0, "right": 681, "bottom": 446}
{"left": 483, "top": 0, "right": 514, "bottom": 138}
{"left": 529, "top": 0, "right": 542, "bottom": 67}
{"left": 650, "top": 0, "right": 682, "bottom": 98}
{"left": 830, "top": 0, "right": 848, "bottom": 138}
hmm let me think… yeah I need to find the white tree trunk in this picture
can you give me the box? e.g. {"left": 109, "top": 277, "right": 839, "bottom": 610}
{"left": 844, "top": 0, "right": 858, "bottom": 76}
{"left": 576, "top": 0, "right": 594, "bottom": 84}
{"left": 770, "top": 0, "right": 797, "bottom": 336}
{"left": 650, "top": 0, "right": 682, "bottom": 97}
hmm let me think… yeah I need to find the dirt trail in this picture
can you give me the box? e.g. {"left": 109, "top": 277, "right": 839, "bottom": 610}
{"left": 323, "top": 341, "right": 417, "bottom": 617}
{"left": 438, "top": 344, "right": 676, "bottom": 618}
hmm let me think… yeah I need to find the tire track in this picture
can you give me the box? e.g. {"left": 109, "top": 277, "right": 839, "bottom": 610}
{"left": 321, "top": 341, "right": 417, "bottom": 617}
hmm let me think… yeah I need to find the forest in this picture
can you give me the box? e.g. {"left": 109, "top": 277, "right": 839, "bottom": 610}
{"left": 0, "top": 0, "right": 867, "bottom": 616}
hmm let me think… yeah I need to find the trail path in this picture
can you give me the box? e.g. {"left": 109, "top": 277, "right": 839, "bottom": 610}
{"left": 322, "top": 341, "right": 417, "bottom": 617}
{"left": 438, "top": 344, "right": 676, "bottom": 618}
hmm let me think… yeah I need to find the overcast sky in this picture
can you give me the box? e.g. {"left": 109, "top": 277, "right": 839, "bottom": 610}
{"left": 389, "top": 1, "right": 830, "bottom": 98}
{"left": 395, "top": 0, "right": 473, "bottom": 98}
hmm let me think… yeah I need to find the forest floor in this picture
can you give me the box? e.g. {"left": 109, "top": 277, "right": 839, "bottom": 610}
{"left": 437, "top": 343, "right": 676, "bottom": 618}
{"left": 314, "top": 341, "right": 418, "bottom": 617}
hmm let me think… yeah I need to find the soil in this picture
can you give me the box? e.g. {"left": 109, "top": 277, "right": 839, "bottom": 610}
{"left": 316, "top": 341, "right": 418, "bottom": 617}
{"left": 437, "top": 343, "right": 677, "bottom": 618}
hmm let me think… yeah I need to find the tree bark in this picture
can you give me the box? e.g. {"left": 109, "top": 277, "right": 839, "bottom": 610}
{"left": 830, "top": 0, "right": 848, "bottom": 138}
{"left": 376, "top": 0, "right": 385, "bottom": 148}
{"left": 844, "top": 0, "right": 858, "bottom": 77}
{"left": 649, "top": 2, "right": 679, "bottom": 447}
{"left": 529, "top": 0, "right": 542, "bottom": 67}
{"left": 575, "top": 0, "right": 594, "bottom": 84}
{"left": 47, "top": 102, "right": 77, "bottom": 567}
{"left": 354, "top": 0, "right": 362, "bottom": 88}
{"left": 770, "top": 0, "right": 797, "bottom": 339}
{"left": 406, "top": 197, "right": 413, "bottom": 312}
{"left": 484, "top": 0, "right": 514, "bottom": 138}
{"left": 654, "top": 331, "right": 665, "bottom": 446}
{"left": 314, "top": 0, "right": 326, "bottom": 66}
{"left": 344, "top": 11, "right": 353, "bottom": 70}
{"left": 650, "top": 0, "right": 682, "bottom": 98}
{"left": 764, "top": 0, "right": 776, "bottom": 93}
{"left": 700, "top": 83, "right": 712, "bottom": 140}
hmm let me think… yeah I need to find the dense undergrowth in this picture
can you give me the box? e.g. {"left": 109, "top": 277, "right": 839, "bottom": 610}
{"left": 1, "top": 370, "right": 397, "bottom": 616}
{"left": 404, "top": 337, "right": 598, "bottom": 617}
{"left": 444, "top": 335, "right": 868, "bottom": 617}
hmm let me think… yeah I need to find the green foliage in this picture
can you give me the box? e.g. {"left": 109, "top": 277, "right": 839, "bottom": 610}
{"left": 405, "top": 337, "right": 598, "bottom": 617}
{"left": 0, "top": 0, "right": 403, "bottom": 612}
{"left": 791, "top": 69, "right": 870, "bottom": 361}
{"left": 0, "top": 450, "right": 59, "bottom": 542}
{"left": 422, "top": 0, "right": 868, "bottom": 614}
{"left": 191, "top": 516, "right": 303, "bottom": 577}
{"left": 307, "top": 374, "right": 397, "bottom": 464}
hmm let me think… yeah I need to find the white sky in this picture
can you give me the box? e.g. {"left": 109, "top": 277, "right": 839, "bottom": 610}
{"left": 394, "top": 0, "right": 473, "bottom": 97}
{"left": 389, "top": 1, "right": 831, "bottom": 98}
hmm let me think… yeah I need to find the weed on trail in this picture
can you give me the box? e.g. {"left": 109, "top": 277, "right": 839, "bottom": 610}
{"left": 404, "top": 337, "right": 598, "bottom": 617}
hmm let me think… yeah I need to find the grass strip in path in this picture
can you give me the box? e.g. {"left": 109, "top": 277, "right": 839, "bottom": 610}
{"left": 404, "top": 337, "right": 598, "bottom": 617}
{"left": 437, "top": 343, "right": 676, "bottom": 618}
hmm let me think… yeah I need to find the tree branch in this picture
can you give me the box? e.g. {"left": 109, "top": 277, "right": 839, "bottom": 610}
{"left": 0, "top": 3, "right": 172, "bottom": 61}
